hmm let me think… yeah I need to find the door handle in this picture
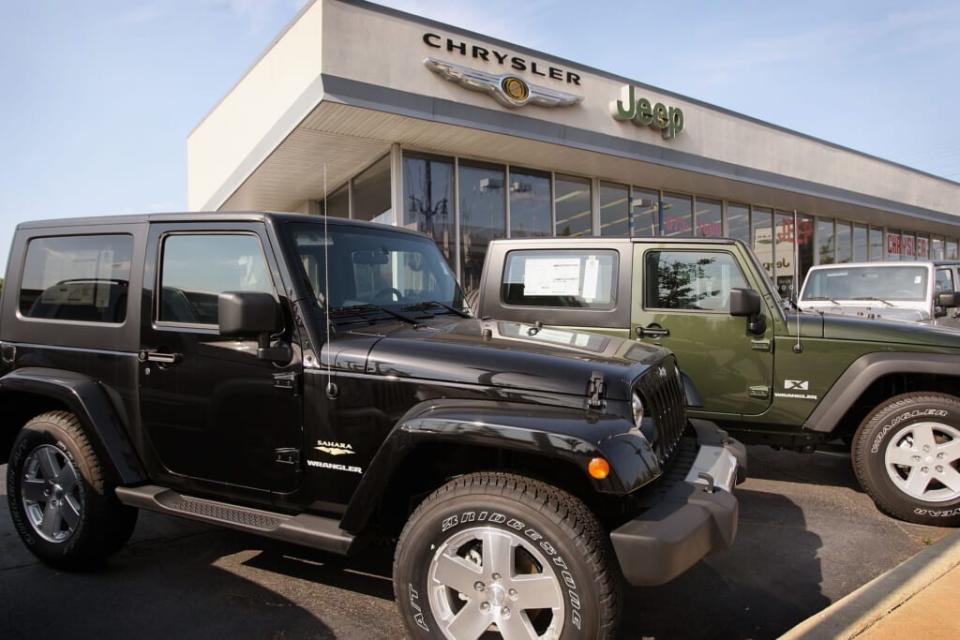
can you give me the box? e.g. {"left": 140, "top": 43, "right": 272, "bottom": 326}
{"left": 138, "top": 350, "right": 182, "bottom": 365}
{"left": 636, "top": 325, "right": 670, "bottom": 338}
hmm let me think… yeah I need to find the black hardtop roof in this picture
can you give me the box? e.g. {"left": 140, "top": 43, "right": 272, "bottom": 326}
{"left": 16, "top": 212, "right": 427, "bottom": 238}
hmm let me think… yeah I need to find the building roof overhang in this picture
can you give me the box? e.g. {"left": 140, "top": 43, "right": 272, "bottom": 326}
{"left": 188, "top": 0, "right": 960, "bottom": 236}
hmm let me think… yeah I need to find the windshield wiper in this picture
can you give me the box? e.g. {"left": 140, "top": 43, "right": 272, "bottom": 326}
{"left": 851, "top": 296, "right": 894, "bottom": 307}
{"left": 331, "top": 304, "right": 420, "bottom": 326}
{"left": 401, "top": 300, "right": 471, "bottom": 318}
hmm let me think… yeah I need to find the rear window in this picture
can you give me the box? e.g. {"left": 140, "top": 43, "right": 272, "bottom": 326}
{"left": 19, "top": 234, "right": 133, "bottom": 323}
{"left": 501, "top": 249, "right": 617, "bottom": 309}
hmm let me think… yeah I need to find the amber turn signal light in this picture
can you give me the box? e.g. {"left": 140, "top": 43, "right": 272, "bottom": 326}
{"left": 587, "top": 457, "right": 610, "bottom": 480}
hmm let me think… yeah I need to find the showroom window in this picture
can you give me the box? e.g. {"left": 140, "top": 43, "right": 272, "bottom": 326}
{"left": 458, "top": 160, "right": 506, "bottom": 301}
{"left": 599, "top": 182, "right": 630, "bottom": 237}
{"left": 932, "top": 237, "right": 945, "bottom": 260}
{"left": 853, "top": 225, "right": 868, "bottom": 262}
{"left": 403, "top": 153, "right": 455, "bottom": 264}
{"left": 869, "top": 227, "right": 884, "bottom": 261}
{"left": 554, "top": 174, "right": 592, "bottom": 237}
{"left": 631, "top": 188, "right": 659, "bottom": 236}
{"left": 817, "top": 218, "right": 836, "bottom": 264}
{"left": 887, "top": 229, "right": 901, "bottom": 260}
{"left": 695, "top": 198, "right": 722, "bottom": 237}
{"left": 836, "top": 221, "right": 852, "bottom": 263}
{"left": 726, "top": 203, "right": 750, "bottom": 244}
{"left": 752, "top": 207, "right": 773, "bottom": 277}
{"left": 661, "top": 192, "right": 693, "bottom": 236}
{"left": 323, "top": 184, "right": 350, "bottom": 218}
{"left": 916, "top": 235, "right": 929, "bottom": 260}
{"left": 351, "top": 155, "right": 392, "bottom": 224}
{"left": 902, "top": 233, "right": 916, "bottom": 260}
{"left": 509, "top": 167, "right": 551, "bottom": 238}
{"left": 773, "top": 211, "right": 796, "bottom": 298}
{"left": 797, "top": 214, "right": 815, "bottom": 285}
{"left": 948, "top": 240, "right": 959, "bottom": 260}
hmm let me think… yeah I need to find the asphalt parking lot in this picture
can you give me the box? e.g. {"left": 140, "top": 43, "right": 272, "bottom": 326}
{"left": 0, "top": 446, "right": 951, "bottom": 640}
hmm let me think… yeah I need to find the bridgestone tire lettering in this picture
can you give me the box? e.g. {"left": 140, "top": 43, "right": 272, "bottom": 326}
{"left": 392, "top": 472, "right": 621, "bottom": 639}
{"left": 853, "top": 392, "right": 960, "bottom": 527}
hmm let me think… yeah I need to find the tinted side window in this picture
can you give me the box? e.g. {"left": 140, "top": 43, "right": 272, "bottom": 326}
{"left": 159, "top": 234, "right": 274, "bottom": 325}
{"left": 936, "top": 269, "right": 954, "bottom": 293}
{"left": 501, "top": 250, "right": 617, "bottom": 309}
{"left": 645, "top": 250, "right": 747, "bottom": 311}
{"left": 19, "top": 234, "right": 133, "bottom": 323}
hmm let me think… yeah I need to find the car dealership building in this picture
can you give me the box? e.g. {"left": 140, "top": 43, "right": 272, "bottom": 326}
{"left": 188, "top": 0, "right": 960, "bottom": 301}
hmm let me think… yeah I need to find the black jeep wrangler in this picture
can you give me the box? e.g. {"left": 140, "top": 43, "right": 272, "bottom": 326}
{"left": 1, "top": 213, "right": 744, "bottom": 639}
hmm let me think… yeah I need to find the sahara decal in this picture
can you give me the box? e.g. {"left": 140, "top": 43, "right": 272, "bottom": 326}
{"left": 315, "top": 440, "right": 355, "bottom": 456}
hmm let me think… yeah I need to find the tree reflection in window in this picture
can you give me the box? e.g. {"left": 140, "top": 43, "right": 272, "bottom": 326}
{"left": 646, "top": 251, "right": 747, "bottom": 311}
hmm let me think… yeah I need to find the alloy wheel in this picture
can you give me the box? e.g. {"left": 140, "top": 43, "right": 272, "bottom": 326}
{"left": 20, "top": 444, "right": 83, "bottom": 543}
{"left": 427, "top": 526, "right": 565, "bottom": 640}
{"left": 884, "top": 421, "right": 960, "bottom": 502}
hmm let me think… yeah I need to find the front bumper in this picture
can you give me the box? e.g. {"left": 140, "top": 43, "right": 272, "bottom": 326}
{"left": 610, "top": 419, "right": 746, "bottom": 587}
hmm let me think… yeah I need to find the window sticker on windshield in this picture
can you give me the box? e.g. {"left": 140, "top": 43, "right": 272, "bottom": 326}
{"left": 582, "top": 256, "right": 600, "bottom": 301}
{"left": 574, "top": 333, "right": 591, "bottom": 347}
{"left": 536, "top": 328, "right": 575, "bottom": 345}
{"left": 523, "top": 257, "right": 581, "bottom": 296}
{"left": 915, "top": 276, "right": 923, "bottom": 284}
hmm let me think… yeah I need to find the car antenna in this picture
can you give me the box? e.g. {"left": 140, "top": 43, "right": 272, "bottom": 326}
{"left": 793, "top": 209, "right": 804, "bottom": 354}
{"left": 323, "top": 164, "right": 338, "bottom": 399}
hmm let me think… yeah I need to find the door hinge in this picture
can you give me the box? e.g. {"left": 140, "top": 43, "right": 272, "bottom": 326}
{"left": 586, "top": 372, "right": 606, "bottom": 409}
{"left": 273, "top": 371, "right": 301, "bottom": 395}
{"left": 748, "top": 385, "right": 770, "bottom": 399}
{"left": 274, "top": 448, "right": 300, "bottom": 465}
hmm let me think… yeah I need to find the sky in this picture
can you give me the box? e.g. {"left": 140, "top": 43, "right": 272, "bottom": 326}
{"left": 2, "top": 0, "right": 960, "bottom": 269}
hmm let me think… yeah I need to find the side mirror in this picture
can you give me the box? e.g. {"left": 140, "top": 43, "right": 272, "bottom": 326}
{"left": 937, "top": 292, "right": 960, "bottom": 309}
{"left": 729, "top": 288, "right": 766, "bottom": 335}
{"left": 218, "top": 292, "right": 289, "bottom": 362}
{"left": 729, "top": 288, "right": 762, "bottom": 317}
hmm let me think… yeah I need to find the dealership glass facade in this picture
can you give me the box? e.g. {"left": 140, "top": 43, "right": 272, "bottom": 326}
{"left": 317, "top": 149, "right": 960, "bottom": 301}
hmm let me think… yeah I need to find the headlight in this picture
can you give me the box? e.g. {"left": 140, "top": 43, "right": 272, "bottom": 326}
{"left": 631, "top": 392, "right": 644, "bottom": 428}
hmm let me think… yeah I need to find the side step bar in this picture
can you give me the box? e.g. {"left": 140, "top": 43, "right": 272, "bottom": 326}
{"left": 116, "top": 485, "right": 354, "bottom": 555}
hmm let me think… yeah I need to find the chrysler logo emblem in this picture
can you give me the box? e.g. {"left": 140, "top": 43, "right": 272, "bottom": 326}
{"left": 424, "top": 57, "right": 583, "bottom": 109}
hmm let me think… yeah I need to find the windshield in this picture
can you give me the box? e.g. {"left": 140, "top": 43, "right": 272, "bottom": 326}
{"left": 801, "top": 266, "right": 928, "bottom": 302}
{"left": 285, "top": 222, "right": 463, "bottom": 311}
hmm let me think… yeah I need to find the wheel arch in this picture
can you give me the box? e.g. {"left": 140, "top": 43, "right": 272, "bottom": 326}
{"left": 804, "top": 353, "right": 960, "bottom": 435}
{"left": 0, "top": 367, "right": 146, "bottom": 483}
{"left": 339, "top": 399, "right": 654, "bottom": 535}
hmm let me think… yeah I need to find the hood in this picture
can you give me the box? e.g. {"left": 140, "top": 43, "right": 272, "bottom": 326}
{"left": 814, "top": 312, "right": 960, "bottom": 347}
{"left": 802, "top": 303, "right": 929, "bottom": 323}
{"left": 329, "top": 316, "right": 669, "bottom": 401}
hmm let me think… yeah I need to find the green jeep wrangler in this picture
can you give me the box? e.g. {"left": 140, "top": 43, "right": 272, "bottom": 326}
{"left": 477, "top": 237, "right": 960, "bottom": 526}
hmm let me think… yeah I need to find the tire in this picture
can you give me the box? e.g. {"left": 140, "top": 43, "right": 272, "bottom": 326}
{"left": 393, "top": 472, "right": 621, "bottom": 640}
{"left": 6, "top": 410, "right": 138, "bottom": 569}
{"left": 853, "top": 393, "right": 960, "bottom": 526}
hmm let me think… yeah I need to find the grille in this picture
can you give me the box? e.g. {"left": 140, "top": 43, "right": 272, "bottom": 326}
{"left": 635, "top": 356, "right": 687, "bottom": 463}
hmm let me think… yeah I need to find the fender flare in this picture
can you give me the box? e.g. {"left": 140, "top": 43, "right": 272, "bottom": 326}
{"left": 0, "top": 367, "right": 146, "bottom": 484}
{"left": 804, "top": 352, "right": 960, "bottom": 433}
{"left": 339, "top": 399, "right": 660, "bottom": 533}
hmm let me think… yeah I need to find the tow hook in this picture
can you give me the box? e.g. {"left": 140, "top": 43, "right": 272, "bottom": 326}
{"left": 698, "top": 472, "right": 716, "bottom": 494}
